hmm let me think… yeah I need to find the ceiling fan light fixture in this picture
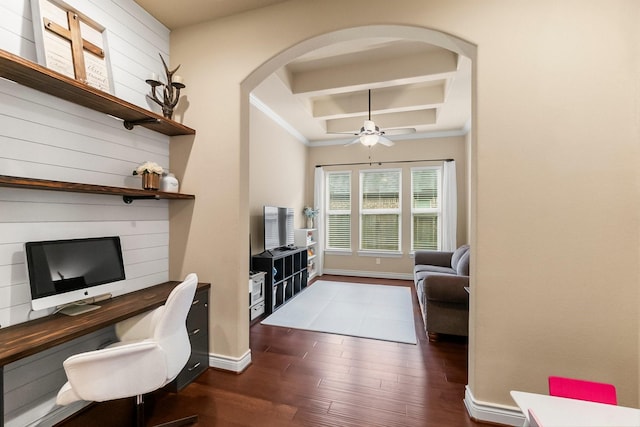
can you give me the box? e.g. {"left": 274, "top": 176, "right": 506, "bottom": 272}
{"left": 360, "top": 134, "right": 379, "bottom": 146}
{"left": 363, "top": 120, "right": 377, "bottom": 132}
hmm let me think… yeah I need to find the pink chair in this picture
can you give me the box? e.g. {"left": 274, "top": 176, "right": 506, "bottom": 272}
{"left": 548, "top": 376, "right": 617, "bottom": 405}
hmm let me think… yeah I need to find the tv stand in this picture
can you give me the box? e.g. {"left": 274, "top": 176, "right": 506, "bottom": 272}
{"left": 252, "top": 247, "right": 308, "bottom": 315}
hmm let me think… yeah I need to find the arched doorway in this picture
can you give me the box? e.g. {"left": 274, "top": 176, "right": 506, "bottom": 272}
{"left": 241, "top": 21, "right": 477, "bottom": 384}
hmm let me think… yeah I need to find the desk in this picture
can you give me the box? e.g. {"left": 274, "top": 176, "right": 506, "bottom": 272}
{"left": 511, "top": 390, "right": 640, "bottom": 427}
{"left": 0, "top": 281, "right": 210, "bottom": 427}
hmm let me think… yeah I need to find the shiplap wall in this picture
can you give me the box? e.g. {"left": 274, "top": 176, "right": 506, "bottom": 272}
{"left": 0, "top": 1, "right": 174, "bottom": 425}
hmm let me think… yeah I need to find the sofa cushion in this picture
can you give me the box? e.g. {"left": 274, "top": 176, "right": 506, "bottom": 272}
{"left": 415, "top": 269, "right": 454, "bottom": 288}
{"left": 414, "top": 264, "right": 456, "bottom": 275}
{"left": 414, "top": 250, "right": 453, "bottom": 268}
{"left": 450, "top": 244, "right": 470, "bottom": 270}
{"left": 456, "top": 251, "right": 470, "bottom": 276}
{"left": 423, "top": 273, "right": 470, "bottom": 304}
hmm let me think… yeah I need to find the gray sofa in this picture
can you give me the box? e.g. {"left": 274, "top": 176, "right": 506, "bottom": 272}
{"left": 413, "top": 245, "right": 470, "bottom": 342}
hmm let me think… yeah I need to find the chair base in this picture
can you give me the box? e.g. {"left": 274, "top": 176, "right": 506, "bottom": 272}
{"left": 137, "top": 394, "right": 198, "bottom": 427}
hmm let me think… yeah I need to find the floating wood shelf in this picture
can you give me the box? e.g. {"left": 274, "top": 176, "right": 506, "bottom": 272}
{"left": 0, "top": 175, "right": 195, "bottom": 203}
{"left": 0, "top": 48, "right": 195, "bottom": 136}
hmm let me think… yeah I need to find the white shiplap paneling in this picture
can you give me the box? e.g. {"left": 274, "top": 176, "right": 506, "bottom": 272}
{"left": 0, "top": 1, "right": 176, "bottom": 426}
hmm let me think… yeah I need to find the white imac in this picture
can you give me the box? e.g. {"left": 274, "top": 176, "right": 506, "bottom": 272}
{"left": 25, "top": 236, "right": 126, "bottom": 316}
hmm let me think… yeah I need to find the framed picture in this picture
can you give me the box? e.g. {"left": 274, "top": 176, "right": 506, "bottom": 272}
{"left": 30, "top": 0, "right": 114, "bottom": 93}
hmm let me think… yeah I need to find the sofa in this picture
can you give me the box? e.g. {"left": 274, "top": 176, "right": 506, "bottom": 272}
{"left": 413, "top": 245, "right": 470, "bottom": 342}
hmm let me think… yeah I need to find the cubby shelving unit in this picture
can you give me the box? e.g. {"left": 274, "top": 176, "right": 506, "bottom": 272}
{"left": 252, "top": 247, "right": 308, "bottom": 316}
{"left": 295, "top": 228, "right": 318, "bottom": 279}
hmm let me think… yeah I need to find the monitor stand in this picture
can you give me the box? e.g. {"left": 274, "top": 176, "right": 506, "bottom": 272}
{"left": 58, "top": 304, "right": 101, "bottom": 316}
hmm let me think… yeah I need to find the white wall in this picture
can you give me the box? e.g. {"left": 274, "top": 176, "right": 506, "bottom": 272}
{"left": 249, "top": 102, "right": 308, "bottom": 255}
{"left": 0, "top": 1, "right": 174, "bottom": 425}
{"left": 168, "top": 0, "right": 639, "bottom": 420}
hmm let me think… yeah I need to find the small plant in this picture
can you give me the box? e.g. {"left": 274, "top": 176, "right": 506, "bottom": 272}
{"left": 303, "top": 206, "right": 319, "bottom": 218}
{"left": 133, "top": 161, "right": 164, "bottom": 175}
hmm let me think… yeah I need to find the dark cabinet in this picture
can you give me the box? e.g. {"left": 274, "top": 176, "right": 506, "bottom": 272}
{"left": 170, "top": 286, "right": 209, "bottom": 391}
{"left": 252, "top": 247, "right": 308, "bottom": 316}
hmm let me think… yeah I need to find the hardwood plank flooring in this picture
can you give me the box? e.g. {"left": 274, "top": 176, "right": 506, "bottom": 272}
{"left": 58, "top": 275, "right": 488, "bottom": 426}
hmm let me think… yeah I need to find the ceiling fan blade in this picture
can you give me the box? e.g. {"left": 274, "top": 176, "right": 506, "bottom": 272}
{"left": 383, "top": 127, "right": 416, "bottom": 136}
{"left": 378, "top": 136, "right": 395, "bottom": 147}
{"left": 328, "top": 131, "right": 359, "bottom": 135}
{"left": 344, "top": 137, "right": 361, "bottom": 146}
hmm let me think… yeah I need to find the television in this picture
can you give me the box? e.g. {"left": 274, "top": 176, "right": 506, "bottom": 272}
{"left": 263, "top": 206, "right": 295, "bottom": 251}
{"left": 25, "top": 236, "right": 126, "bottom": 315}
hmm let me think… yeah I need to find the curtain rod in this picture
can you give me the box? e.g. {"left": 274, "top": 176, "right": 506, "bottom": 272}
{"left": 315, "top": 158, "right": 454, "bottom": 168}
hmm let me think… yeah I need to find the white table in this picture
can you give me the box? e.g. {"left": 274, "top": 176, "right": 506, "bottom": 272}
{"left": 511, "top": 390, "right": 640, "bottom": 427}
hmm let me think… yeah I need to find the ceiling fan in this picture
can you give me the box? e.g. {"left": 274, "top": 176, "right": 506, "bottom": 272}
{"left": 332, "top": 90, "right": 416, "bottom": 147}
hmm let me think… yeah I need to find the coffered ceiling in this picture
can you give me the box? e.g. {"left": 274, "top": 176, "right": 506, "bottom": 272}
{"left": 253, "top": 37, "right": 471, "bottom": 145}
{"left": 135, "top": 1, "right": 472, "bottom": 145}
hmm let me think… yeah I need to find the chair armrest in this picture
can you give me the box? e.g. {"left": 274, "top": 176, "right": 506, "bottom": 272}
{"left": 61, "top": 341, "right": 167, "bottom": 402}
{"left": 424, "top": 274, "right": 469, "bottom": 304}
{"left": 414, "top": 250, "right": 453, "bottom": 267}
{"left": 115, "top": 306, "right": 165, "bottom": 342}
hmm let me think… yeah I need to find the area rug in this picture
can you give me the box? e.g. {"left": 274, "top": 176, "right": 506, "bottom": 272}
{"left": 261, "top": 280, "right": 417, "bottom": 344}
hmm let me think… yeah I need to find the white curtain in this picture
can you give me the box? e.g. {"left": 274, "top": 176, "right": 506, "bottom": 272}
{"left": 313, "top": 166, "right": 325, "bottom": 276}
{"left": 442, "top": 160, "right": 457, "bottom": 251}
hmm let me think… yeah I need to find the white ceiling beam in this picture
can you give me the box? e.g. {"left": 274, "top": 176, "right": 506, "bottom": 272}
{"left": 326, "top": 109, "right": 437, "bottom": 133}
{"left": 312, "top": 83, "right": 445, "bottom": 119}
{"left": 290, "top": 50, "right": 458, "bottom": 96}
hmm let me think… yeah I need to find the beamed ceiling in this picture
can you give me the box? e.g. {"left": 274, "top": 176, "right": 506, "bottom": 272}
{"left": 135, "top": 1, "right": 472, "bottom": 145}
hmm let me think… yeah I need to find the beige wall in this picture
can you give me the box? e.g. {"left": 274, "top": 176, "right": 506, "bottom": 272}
{"left": 309, "top": 135, "right": 468, "bottom": 277}
{"left": 168, "top": 0, "right": 640, "bottom": 411}
{"left": 250, "top": 104, "right": 308, "bottom": 254}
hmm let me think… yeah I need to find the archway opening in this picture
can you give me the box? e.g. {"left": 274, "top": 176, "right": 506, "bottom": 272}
{"left": 241, "top": 23, "right": 477, "bottom": 385}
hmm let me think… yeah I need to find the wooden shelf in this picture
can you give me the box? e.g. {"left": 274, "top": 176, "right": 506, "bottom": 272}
{"left": 0, "top": 175, "right": 195, "bottom": 203}
{"left": 0, "top": 48, "right": 195, "bottom": 136}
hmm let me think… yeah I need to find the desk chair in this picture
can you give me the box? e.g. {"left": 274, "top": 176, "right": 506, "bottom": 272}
{"left": 548, "top": 375, "right": 617, "bottom": 405}
{"left": 56, "top": 273, "right": 199, "bottom": 427}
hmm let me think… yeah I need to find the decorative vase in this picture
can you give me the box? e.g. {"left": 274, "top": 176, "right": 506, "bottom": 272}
{"left": 307, "top": 217, "right": 314, "bottom": 229}
{"left": 142, "top": 172, "right": 160, "bottom": 190}
{"left": 160, "top": 173, "right": 179, "bottom": 193}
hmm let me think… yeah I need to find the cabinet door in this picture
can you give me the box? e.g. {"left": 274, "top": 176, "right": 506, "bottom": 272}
{"left": 170, "top": 288, "right": 209, "bottom": 391}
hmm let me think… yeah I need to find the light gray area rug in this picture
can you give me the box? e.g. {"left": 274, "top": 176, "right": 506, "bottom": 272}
{"left": 261, "top": 280, "right": 417, "bottom": 344}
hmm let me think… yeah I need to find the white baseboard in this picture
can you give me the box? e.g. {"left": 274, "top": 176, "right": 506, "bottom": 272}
{"left": 209, "top": 349, "right": 252, "bottom": 373}
{"left": 464, "top": 386, "right": 524, "bottom": 426}
{"left": 322, "top": 269, "right": 413, "bottom": 281}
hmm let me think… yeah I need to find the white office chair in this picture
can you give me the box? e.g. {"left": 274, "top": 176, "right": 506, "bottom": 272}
{"left": 56, "top": 273, "right": 199, "bottom": 427}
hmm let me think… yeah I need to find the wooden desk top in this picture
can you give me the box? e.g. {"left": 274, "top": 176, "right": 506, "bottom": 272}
{"left": 511, "top": 390, "right": 640, "bottom": 427}
{"left": 0, "top": 281, "right": 210, "bottom": 366}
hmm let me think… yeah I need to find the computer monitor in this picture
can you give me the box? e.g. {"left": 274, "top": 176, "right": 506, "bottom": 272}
{"left": 25, "top": 236, "right": 126, "bottom": 315}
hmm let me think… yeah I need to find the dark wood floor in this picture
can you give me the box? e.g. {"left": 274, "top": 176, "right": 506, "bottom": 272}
{"left": 60, "top": 275, "right": 486, "bottom": 426}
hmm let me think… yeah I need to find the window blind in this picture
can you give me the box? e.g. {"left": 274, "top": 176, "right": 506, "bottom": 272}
{"left": 326, "top": 172, "right": 351, "bottom": 249}
{"left": 411, "top": 167, "right": 441, "bottom": 250}
{"left": 360, "top": 169, "right": 401, "bottom": 251}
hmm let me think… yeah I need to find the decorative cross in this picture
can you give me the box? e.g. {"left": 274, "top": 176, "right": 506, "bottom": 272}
{"left": 43, "top": 11, "right": 104, "bottom": 83}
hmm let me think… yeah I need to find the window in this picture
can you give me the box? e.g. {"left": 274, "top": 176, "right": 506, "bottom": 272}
{"left": 411, "top": 167, "right": 441, "bottom": 250}
{"left": 360, "top": 169, "right": 401, "bottom": 251}
{"left": 326, "top": 172, "right": 351, "bottom": 250}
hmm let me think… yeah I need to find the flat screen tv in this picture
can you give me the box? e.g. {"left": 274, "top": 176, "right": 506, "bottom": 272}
{"left": 263, "top": 206, "right": 294, "bottom": 251}
{"left": 25, "top": 236, "right": 126, "bottom": 315}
